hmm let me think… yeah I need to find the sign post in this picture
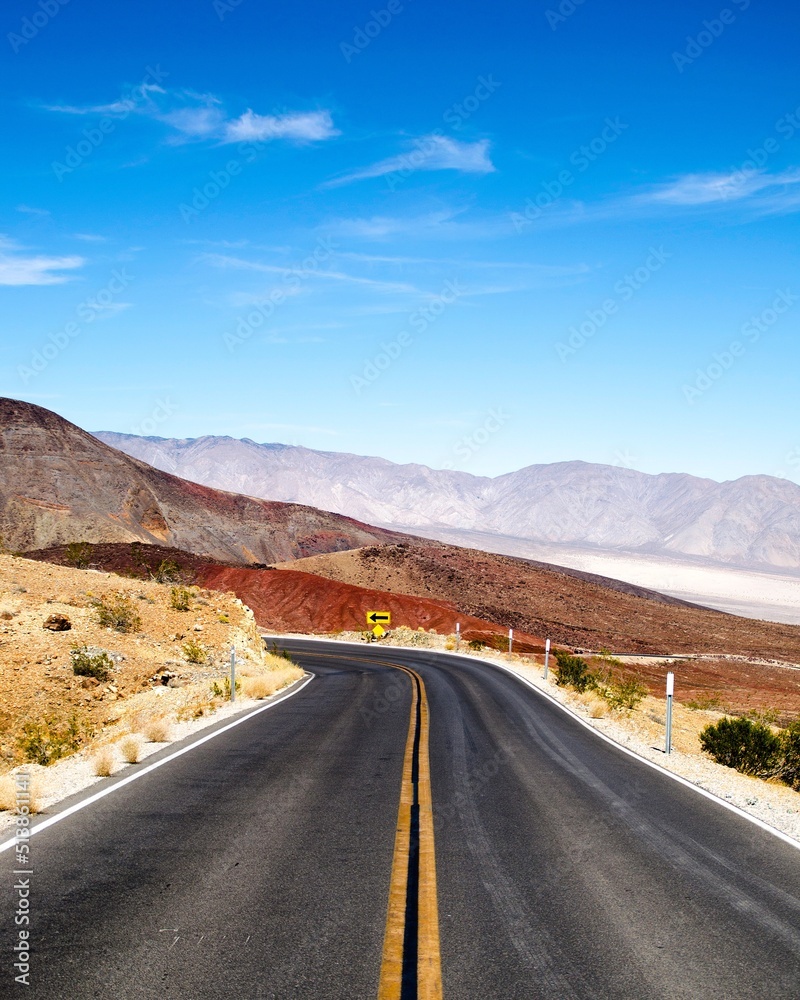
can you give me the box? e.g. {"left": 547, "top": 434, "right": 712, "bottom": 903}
{"left": 665, "top": 672, "right": 674, "bottom": 754}
{"left": 456, "top": 622, "right": 460, "bottom": 649}
{"left": 508, "top": 628, "right": 513, "bottom": 654}
{"left": 230, "top": 646, "right": 236, "bottom": 702}
{"left": 543, "top": 638, "right": 551, "bottom": 680}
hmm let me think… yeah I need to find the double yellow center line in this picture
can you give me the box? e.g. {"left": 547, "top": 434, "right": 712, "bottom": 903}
{"left": 292, "top": 650, "right": 443, "bottom": 998}
{"left": 378, "top": 665, "right": 442, "bottom": 1000}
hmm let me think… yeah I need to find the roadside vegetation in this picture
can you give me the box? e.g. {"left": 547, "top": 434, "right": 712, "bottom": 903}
{"left": 554, "top": 648, "right": 648, "bottom": 712}
{"left": 699, "top": 716, "right": 800, "bottom": 790}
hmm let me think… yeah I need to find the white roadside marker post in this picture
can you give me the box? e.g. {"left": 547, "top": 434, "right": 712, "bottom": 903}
{"left": 456, "top": 622, "right": 460, "bottom": 650}
{"left": 665, "top": 671, "right": 674, "bottom": 754}
{"left": 508, "top": 628, "right": 513, "bottom": 654}
{"left": 230, "top": 646, "right": 236, "bottom": 702}
{"left": 543, "top": 638, "right": 551, "bottom": 680}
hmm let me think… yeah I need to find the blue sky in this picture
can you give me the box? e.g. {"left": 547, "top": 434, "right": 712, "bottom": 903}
{"left": 3, "top": 0, "right": 800, "bottom": 482}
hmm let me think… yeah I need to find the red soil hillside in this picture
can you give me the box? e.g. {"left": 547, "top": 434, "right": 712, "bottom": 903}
{"left": 196, "top": 564, "right": 544, "bottom": 649}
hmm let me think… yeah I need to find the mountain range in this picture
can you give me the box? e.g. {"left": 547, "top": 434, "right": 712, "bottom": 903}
{"left": 95, "top": 431, "right": 800, "bottom": 572}
{"left": 0, "top": 399, "right": 404, "bottom": 564}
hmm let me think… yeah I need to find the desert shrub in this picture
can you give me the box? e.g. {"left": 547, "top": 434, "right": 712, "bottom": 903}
{"left": 468, "top": 639, "right": 485, "bottom": 651}
{"left": 182, "top": 638, "right": 207, "bottom": 664}
{"left": 70, "top": 645, "right": 113, "bottom": 682}
{"left": 0, "top": 774, "right": 42, "bottom": 813}
{"left": 18, "top": 713, "right": 88, "bottom": 766}
{"left": 554, "top": 650, "right": 593, "bottom": 693}
{"left": 93, "top": 593, "right": 141, "bottom": 633}
{"left": 65, "top": 541, "right": 93, "bottom": 568}
{"left": 685, "top": 694, "right": 723, "bottom": 711}
{"left": 141, "top": 717, "right": 171, "bottom": 743}
{"left": 779, "top": 721, "right": 800, "bottom": 790}
{"left": 170, "top": 586, "right": 192, "bottom": 612}
{"left": 155, "top": 559, "right": 183, "bottom": 583}
{"left": 93, "top": 747, "right": 115, "bottom": 777}
{"left": 119, "top": 736, "right": 141, "bottom": 764}
{"left": 598, "top": 674, "right": 648, "bottom": 711}
{"left": 211, "top": 677, "right": 241, "bottom": 699}
{"left": 699, "top": 716, "right": 781, "bottom": 778}
{"left": 268, "top": 642, "right": 295, "bottom": 662}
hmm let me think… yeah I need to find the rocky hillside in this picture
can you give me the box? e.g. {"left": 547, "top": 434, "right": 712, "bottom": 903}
{"left": 96, "top": 431, "right": 800, "bottom": 571}
{"left": 0, "top": 399, "right": 408, "bottom": 564}
{"left": 0, "top": 553, "right": 277, "bottom": 768}
{"left": 280, "top": 544, "right": 800, "bottom": 661}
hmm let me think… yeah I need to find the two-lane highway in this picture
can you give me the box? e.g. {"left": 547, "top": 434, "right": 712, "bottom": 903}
{"left": 2, "top": 638, "right": 799, "bottom": 998}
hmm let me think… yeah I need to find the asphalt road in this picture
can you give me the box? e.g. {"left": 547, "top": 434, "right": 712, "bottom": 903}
{"left": 2, "top": 638, "right": 799, "bottom": 998}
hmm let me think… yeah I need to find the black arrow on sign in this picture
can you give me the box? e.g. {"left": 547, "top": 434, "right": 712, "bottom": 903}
{"left": 369, "top": 613, "right": 390, "bottom": 623}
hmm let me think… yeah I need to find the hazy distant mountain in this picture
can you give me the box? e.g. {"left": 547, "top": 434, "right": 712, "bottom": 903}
{"left": 94, "top": 431, "right": 800, "bottom": 571}
{"left": 0, "top": 400, "right": 407, "bottom": 563}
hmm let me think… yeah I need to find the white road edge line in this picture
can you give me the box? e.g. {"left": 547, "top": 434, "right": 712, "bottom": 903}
{"left": 274, "top": 635, "right": 800, "bottom": 852}
{"left": 0, "top": 672, "right": 315, "bottom": 854}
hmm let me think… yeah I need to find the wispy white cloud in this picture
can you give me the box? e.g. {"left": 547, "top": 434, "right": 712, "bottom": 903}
{"left": 633, "top": 168, "right": 800, "bottom": 207}
{"left": 44, "top": 85, "right": 338, "bottom": 148}
{"left": 73, "top": 233, "right": 107, "bottom": 243}
{"left": 200, "top": 252, "right": 418, "bottom": 294}
{"left": 223, "top": 109, "right": 339, "bottom": 144}
{"left": 323, "top": 134, "right": 495, "bottom": 188}
{"left": 0, "top": 237, "right": 84, "bottom": 286}
{"left": 16, "top": 205, "right": 51, "bottom": 217}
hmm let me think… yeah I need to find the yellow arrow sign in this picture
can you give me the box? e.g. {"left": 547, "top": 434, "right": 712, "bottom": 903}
{"left": 372, "top": 624, "right": 386, "bottom": 638}
{"left": 367, "top": 610, "right": 391, "bottom": 625}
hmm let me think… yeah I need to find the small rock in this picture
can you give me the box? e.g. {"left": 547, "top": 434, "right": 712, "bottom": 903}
{"left": 80, "top": 677, "right": 99, "bottom": 689}
{"left": 193, "top": 624, "right": 204, "bottom": 632}
{"left": 43, "top": 614, "right": 72, "bottom": 631}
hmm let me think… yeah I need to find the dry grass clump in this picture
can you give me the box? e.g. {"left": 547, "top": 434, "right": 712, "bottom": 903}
{"left": 118, "top": 735, "right": 141, "bottom": 764}
{"left": 141, "top": 716, "right": 172, "bottom": 743}
{"left": 237, "top": 653, "right": 303, "bottom": 701}
{"left": 93, "top": 746, "right": 116, "bottom": 777}
{"left": 575, "top": 691, "right": 609, "bottom": 719}
{"left": 0, "top": 773, "right": 43, "bottom": 813}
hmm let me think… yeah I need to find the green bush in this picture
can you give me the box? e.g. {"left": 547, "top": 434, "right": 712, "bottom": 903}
{"left": 699, "top": 716, "right": 781, "bottom": 777}
{"left": 170, "top": 586, "right": 192, "bottom": 612}
{"left": 467, "top": 639, "right": 485, "bottom": 651}
{"left": 156, "top": 559, "right": 183, "bottom": 584}
{"left": 65, "top": 541, "right": 93, "bottom": 569}
{"left": 554, "top": 650, "right": 592, "bottom": 692}
{"left": 18, "top": 713, "right": 88, "bottom": 766}
{"left": 70, "top": 646, "right": 113, "bottom": 682}
{"left": 182, "top": 638, "right": 207, "bottom": 664}
{"left": 779, "top": 721, "right": 800, "bottom": 790}
{"left": 601, "top": 674, "right": 649, "bottom": 711}
{"left": 93, "top": 593, "right": 142, "bottom": 633}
